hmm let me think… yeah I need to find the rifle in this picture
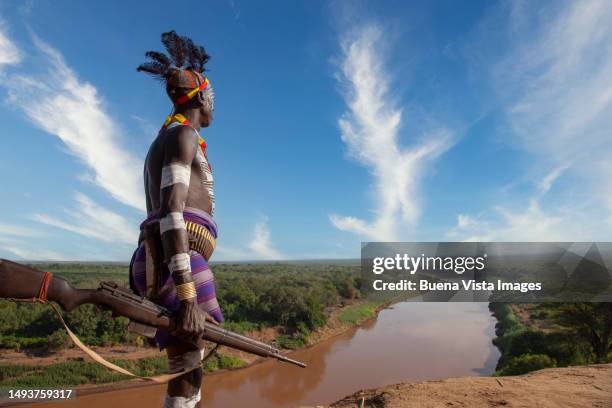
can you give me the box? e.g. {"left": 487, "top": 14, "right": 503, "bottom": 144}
{"left": 0, "top": 259, "right": 306, "bottom": 368}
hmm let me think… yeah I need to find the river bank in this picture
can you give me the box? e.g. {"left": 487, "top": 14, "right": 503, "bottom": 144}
{"left": 324, "top": 363, "right": 612, "bottom": 407}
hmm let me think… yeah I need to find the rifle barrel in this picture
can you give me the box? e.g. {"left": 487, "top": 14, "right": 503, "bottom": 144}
{"left": 274, "top": 354, "right": 307, "bottom": 368}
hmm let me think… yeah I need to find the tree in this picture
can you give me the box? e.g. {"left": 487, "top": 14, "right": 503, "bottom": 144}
{"left": 552, "top": 303, "right": 612, "bottom": 363}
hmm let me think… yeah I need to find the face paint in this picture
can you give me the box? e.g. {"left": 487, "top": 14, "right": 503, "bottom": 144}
{"left": 203, "top": 84, "right": 215, "bottom": 112}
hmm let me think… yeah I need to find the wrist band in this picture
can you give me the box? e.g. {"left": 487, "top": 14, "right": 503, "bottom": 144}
{"left": 176, "top": 282, "right": 197, "bottom": 300}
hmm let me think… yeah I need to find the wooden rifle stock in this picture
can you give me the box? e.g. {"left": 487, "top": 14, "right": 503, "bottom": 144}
{"left": 0, "top": 259, "right": 306, "bottom": 368}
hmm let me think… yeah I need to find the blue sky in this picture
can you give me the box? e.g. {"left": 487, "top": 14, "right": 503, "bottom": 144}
{"left": 0, "top": 0, "right": 611, "bottom": 261}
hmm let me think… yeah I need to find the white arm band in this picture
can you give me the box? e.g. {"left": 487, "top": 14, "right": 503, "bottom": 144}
{"left": 161, "top": 163, "right": 191, "bottom": 188}
{"left": 160, "top": 212, "right": 186, "bottom": 234}
{"left": 168, "top": 253, "right": 191, "bottom": 274}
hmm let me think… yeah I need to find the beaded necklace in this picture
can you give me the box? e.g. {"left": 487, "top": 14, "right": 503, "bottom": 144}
{"left": 162, "top": 113, "right": 207, "bottom": 155}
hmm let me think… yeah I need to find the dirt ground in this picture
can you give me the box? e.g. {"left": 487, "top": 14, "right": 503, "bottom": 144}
{"left": 325, "top": 364, "right": 612, "bottom": 408}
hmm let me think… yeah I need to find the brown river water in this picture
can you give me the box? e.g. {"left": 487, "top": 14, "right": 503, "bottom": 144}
{"left": 28, "top": 302, "right": 499, "bottom": 408}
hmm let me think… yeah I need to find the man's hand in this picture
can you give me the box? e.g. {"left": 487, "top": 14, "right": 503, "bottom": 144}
{"left": 173, "top": 299, "right": 219, "bottom": 342}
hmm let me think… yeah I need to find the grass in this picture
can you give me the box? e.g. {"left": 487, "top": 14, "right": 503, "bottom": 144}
{"left": 0, "top": 352, "right": 246, "bottom": 388}
{"left": 337, "top": 301, "right": 383, "bottom": 325}
{"left": 0, "top": 356, "right": 168, "bottom": 388}
{"left": 203, "top": 354, "right": 246, "bottom": 371}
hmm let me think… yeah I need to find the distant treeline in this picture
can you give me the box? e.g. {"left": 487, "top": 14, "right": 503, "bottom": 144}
{"left": 0, "top": 262, "right": 362, "bottom": 352}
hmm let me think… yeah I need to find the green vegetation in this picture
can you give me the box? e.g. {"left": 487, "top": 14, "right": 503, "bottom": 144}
{"left": 490, "top": 303, "right": 611, "bottom": 376}
{"left": 0, "top": 356, "right": 168, "bottom": 388}
{"left": 202, "top": 353, "right": 246, "bottom": 371}
{"left": 547, "top": 303, "right": 612, "bottom": 363}
{"left": 338, "top": 301, "right": 382, "bottom": 325}
{"left": 500, "top": 354, "right": 556, "bottom": 376}
{"left": 0, "top": 352, "right": 245, "bottom": 388}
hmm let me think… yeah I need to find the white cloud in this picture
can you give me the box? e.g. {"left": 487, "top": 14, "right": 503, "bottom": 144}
{"left": 214, "top": 215, "right": 284, "bottom": 261}
{"left": 448, "top": 200, "right": 599, "bottom": 242}
{"left": 0, "top": 223, "right": 67, "bottom": 261}
{"left": 453, "top": 0, "right": 612, "bottom": 241}
{"left": 248, "top": 216, "right": 283, "bottom": 260}
{"left": 3, "top": 34, "right": 144, "bottom": 211}
{"left": 0, "top": 23, "right": 21, "bottom": 67}
{"left": 2, "top": 245, "right": 69, "bottom": 262}
{"left": 0, "top": 223, "right": 41, "bottom": 238}
{"left": 330, "top": 25, "right": 453, "bottom": 241}
{"left": 30, "top": 193, "right": 138, "bottom": 246}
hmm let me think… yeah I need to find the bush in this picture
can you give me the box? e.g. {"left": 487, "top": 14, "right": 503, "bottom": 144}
{"left": 494, "top": 329, "right": 579, "bottom": 368}
{"left": 202, "top": 353, "right": 245, "bottom": 371}
{"left": 47, "top": 330, "right": 70, "bottom": 351}
{"left": 498, "top": 354, "right": 556, "bottom": 376}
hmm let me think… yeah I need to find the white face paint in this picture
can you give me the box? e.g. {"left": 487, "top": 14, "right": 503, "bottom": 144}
{"left": 204, "top": 84, "right": 215, "bottom": 112}
{"left": 168, "top": 253, "right": 191, "bottom": 273}
{"left": 160, "top": 212, "right": 186, "bottom": 234}
{"left": 161, "top": 163, "right": 191, "bottom": 189}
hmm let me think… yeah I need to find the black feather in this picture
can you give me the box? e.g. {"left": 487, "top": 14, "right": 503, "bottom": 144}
{"left": 144, "top": 51, "right": 171, "bottom": 68}
{"left": 136, "top": 62, "right": 168, "bottom": 81}
{"left": 183, "top": 38, "right": 198, "bottom": 71}
{"left": 138, "top": 31, "right": 211, "bottom": 83}
{"left": 161, "top": 30, "right": 186, "bottom": 68}
{"left": 194, "top": 45, "right": 210, "bottom": 72}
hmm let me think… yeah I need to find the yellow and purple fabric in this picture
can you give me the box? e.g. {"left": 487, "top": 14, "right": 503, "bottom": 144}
{"left": 129, "top": 208, "right": 223, "bottom": 349}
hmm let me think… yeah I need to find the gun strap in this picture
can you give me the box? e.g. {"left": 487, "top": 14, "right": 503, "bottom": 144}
{"left": 46, "top": 302, "right": 200, "bottom": 383}
{"left": 7, "top": 297, "right": 201, "bottom": 384}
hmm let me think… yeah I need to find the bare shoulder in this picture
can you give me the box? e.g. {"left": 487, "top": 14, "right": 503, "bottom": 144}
{"left": 162, "top": 125, "right": 197, "bottom": 159}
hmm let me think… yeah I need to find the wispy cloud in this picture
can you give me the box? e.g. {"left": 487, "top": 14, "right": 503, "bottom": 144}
{"left": 0, "top": 223, "right": 41, "bottom": 238}
{"left": 2, "top": 245, "right": 69, "bottom": 261}
{"left": 0, "top": 23, "right": 21, "bottom": 67}
{"left": 31, "top": 193, "right": 138, "bottom": 246}
{"left": 248, "top": 215, "right": 283, "bottom": 260}
{"left": 0, "top": 222, "right": 67, "bottom": 261}
{"left": 330, "top": 25, "right": 452, "bottom": 241}
{"left": 497, "top": 0, "right": 612, "bottom": 165}
{"left": 3, "top": 33, "right": 144, "bottom": 210}
{"left": 214, "top": 215, "right": 284, "bottom": 261}
{"left": 452, "top": 0, "right": 612, "bottom": 241}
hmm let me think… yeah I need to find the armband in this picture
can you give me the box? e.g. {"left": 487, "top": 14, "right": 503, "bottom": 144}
{"left": 168, "top": 253, "right": 191, "bottom": 274}
{"left": 160, "top": 212, "right": 186, "bottom": 234}
{"left": 161, "top": 163, "right": 191, "bottom": 188}
{"left": 176, "top": 281, "right": 197, "bottom": 301}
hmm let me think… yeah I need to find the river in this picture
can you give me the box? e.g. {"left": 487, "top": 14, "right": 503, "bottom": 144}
{"left": 29, "top": 302, "right": 499, "bottom": 408}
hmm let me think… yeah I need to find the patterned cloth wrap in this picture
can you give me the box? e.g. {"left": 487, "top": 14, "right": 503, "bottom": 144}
{"left": 130, "top": 209, "right": 224, "bottom": 349}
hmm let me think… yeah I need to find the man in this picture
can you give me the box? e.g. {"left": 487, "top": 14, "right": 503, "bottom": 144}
{"left": 130, "top": 31, "right": 222, "bottom": 408}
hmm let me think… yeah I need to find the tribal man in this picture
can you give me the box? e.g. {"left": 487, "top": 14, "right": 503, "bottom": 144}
{"left": 130, "top": 31, "right": 222, "bottom": 408}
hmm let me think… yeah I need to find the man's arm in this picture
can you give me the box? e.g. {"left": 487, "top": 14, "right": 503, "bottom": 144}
{"left": 159, "top": 127, "right": 214, "bottom": 340}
